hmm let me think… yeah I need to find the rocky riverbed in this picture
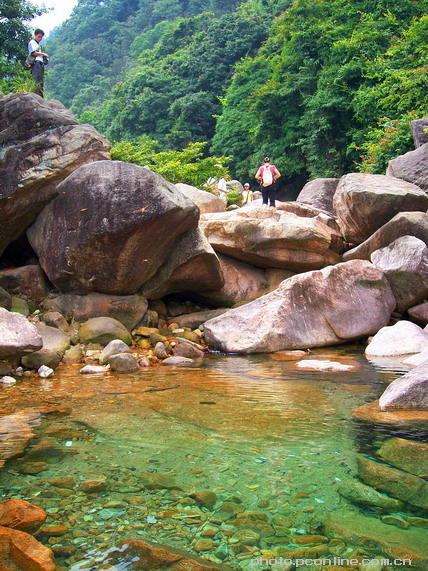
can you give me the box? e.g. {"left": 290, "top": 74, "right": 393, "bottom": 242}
{"left": 1, "top": 347, "right": 427, "bottom": 570}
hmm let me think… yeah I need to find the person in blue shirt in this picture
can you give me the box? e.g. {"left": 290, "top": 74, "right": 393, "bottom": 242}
{"left": 28, "top": 29, "right": 49, "bottom": 98}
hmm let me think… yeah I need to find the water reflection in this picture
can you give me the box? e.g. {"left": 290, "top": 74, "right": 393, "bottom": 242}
{"left": 0, "top": 345, "right": 427, "bottom": 569}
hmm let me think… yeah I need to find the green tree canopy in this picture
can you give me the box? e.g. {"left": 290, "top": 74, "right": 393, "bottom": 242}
{"left": 0, "top": 0, "right": 44, "bottom": 83}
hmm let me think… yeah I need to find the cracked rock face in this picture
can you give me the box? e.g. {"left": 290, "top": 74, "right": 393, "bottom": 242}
{"left": 0, "top": 93, "right": 111, "bottom": 256}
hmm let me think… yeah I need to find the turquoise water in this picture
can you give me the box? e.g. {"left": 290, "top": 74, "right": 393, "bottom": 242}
{"left": 0, "top": 346, "right": 427, "bottom": 569}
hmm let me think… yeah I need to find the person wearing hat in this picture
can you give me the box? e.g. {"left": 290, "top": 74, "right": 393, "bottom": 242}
{"left": 255, "top": 157, "right": 281, "bottom": 208}
{"left": 241, "top": 182, "right": 254, "bottom": 206}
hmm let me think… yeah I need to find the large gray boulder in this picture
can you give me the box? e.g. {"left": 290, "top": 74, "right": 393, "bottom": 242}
{"left": 386, "top": 144, "right": 428, "bottom": 192}
{"left": 0, "top": 308, "right": 42, "bottom": 359}
{"left": 27, "top": 160, "right": 199, "bottom": 294}
{"left": 343, "top": 211, "right": 428, "bottom": 262}
{"left": 0, "top": 265, "right": 49, "bottom": 304}
{"left": 200, "top": 207, "right": 343, "bottom": 271}
{"left": 333, "top": 173, "right": 428, "bottom": 246}
{"left": 21, "top": 322, "right": 70, "bottom": 369}
{"left": 295, "top": 178, "right": 339, "bottom": 215}
{"left": 42, "top": 292, "right": 148, "bottom": 330}
{"left": 140, "top": 228, "right": 223, "bottom": 299}
{"left": 370, "top": 236, "right": 428, "bottom": 312}
{"left": 412, "top": 118, "right": 428, "bottom": 147}
{"left": 379, "top": 362, "right": 428, "bottom": 410}
{"left": 0, "top": 93, "right": 111, "bottom": 255}
{"left": 175, "top": 183, "right": 226, "bottom": 213}
{"left": 204, "top": 260, "right": 395, "bottom": 353}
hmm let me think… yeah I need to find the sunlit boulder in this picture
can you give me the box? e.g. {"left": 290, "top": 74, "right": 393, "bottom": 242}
{"left": 365, "top": 320, "right": 428, "bottom": 357}
{"left": 296, "top": 178, "right": 340, "bottom": 215}
{"left": 175, "top": 182, "right": 226, "bottom": 213}
{"left": 204, "top": 260, "right": 395, "bottom": 353}
{"left": 379, "top": 362, "right": 428, "bottom": 411}
{"left": 200, "top": 207, "right": 343, "bottom": 272}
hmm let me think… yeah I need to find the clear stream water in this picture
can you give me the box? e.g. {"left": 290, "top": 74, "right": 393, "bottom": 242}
{"left": 0, "top": 345, "right": 427, "bottom": 570}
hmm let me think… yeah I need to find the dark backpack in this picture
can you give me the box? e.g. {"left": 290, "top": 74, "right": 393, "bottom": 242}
{"left": 25, "top": 53, "right": 36, "bottom": 68}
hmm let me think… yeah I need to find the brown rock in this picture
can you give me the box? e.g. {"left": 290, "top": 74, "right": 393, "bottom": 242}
{"left": 38, "top": 524, "right": 67, "bottom": 537}
{"left": 175, "top": 183, "right": 226, "bottom": 214}
{"left": 193, "top": 253, "right": 270, "bottom": 308}
{"left": 42, "top": 292, "right": 148, "bottom": 330}
{"left": 189, "top": 491, "right": 217, "bottom": 510}
{"left": 23, "top": 439, "right": 66, "bottom": 464}
{"left": 324, "top": 511, "right": 428, "bottom": 563}
{"left": 79, "top": 477, "right": 108, "bottom": 493}
{"left": 200, "top": 207, "right": 342, "bottom": 271}
{"left": 352, "top": 400, "right": 428, "bottom": 425}
{"left": 119, "top": 537, "right": 228, "bottom": 569}
{"left": 357, "top": 456, "right": 428, "bottom": 509}
{"left": 0, "top": 500, "right": 46, "bottom": 534}
{"left": 141, "top": 228, "right": 224, "bottom": 300}
{"left": 0, "top": 525, "right": 56, "bottom": 570}
{"left": 17, "top": 462, "right": 50, "bottom": 475}
{"left": 343, "top": 211, "right": 428, "bottom": 262}
{"left": 376, "top": 437, "right": 428, "bottom": 477}
{"left": 173, "top": 343, "right": 204, "bottom": 359}
{"left": 408, "top": 301, "right": 428, "bottom": 326}
{"left": 296, "top": 178, "right": 340, "bottom": 215}
{"left": 0, "top": 265, "right": 49, "bottom": 304}
{"left": 0, "top": 409, "right": 40, "bottom": 465}
{"left": 387, "top": 144, "right": 428, "bottom": 192}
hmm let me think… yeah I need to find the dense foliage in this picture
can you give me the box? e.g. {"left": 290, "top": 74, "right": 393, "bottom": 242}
{"left": 212, "top": 0, "right": 428, "bottom": 186}
{"left": 111, "top": 137, "right": 230, "bottom": 187}
{"left": 3, "top": 0, "right": 427, "bottom": 190}
{"left": 0, "top": 0, "right": 44, "bottom": 90}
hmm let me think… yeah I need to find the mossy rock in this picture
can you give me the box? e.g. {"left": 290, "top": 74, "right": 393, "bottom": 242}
{"left": 79, "top": 317, "right": 132, "bottom": 346}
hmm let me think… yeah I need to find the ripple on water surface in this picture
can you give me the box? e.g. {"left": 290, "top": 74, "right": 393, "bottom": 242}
{"left": 0, "top": 346, "right": 427, "bottom": 569}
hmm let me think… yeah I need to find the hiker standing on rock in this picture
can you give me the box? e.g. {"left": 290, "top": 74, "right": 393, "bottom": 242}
{"left": 28, "top": 29, "right": 49, "bottom": 98}
{"left": 255, "top": 157, "right": 281, "bottom": 208}
{"left": 241, "top": 183, "right": 254, "bottom": 205}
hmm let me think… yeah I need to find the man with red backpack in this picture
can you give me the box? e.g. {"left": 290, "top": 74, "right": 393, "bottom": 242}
{"left": 255, "top": 157, "right": 281, "bottom": 208}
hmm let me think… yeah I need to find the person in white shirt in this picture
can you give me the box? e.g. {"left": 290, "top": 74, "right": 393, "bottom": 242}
{"left": 217, "top": 175, "right": 228, "bottom": 203}
{"left": 28, "top": 29, "right": 49, "bottom": 98}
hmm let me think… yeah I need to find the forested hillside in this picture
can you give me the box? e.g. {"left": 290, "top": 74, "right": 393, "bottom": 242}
{"left": 23, "top": 0, "right": 428, "bottom": 188}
